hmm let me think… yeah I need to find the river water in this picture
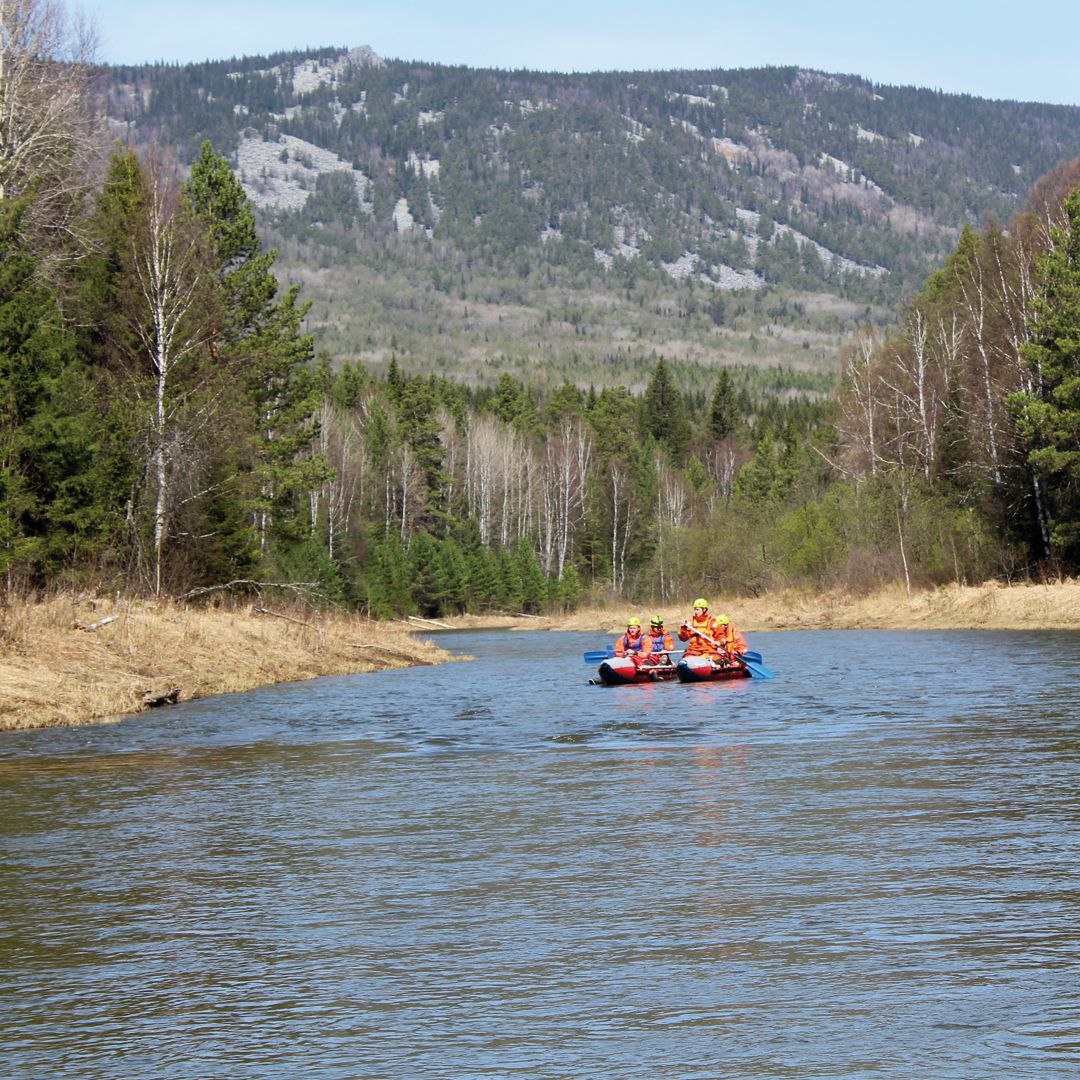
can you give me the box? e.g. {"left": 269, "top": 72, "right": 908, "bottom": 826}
{"left": 2, "top": 629, "right": 1079, "bottom": 1077}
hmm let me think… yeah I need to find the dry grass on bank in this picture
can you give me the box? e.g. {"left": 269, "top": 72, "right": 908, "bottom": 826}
{"left": 453, "top": 580, "right": 1080, "bottom": 634}
{"left": 0, "top": 595, "right": 451, "bottom": 732}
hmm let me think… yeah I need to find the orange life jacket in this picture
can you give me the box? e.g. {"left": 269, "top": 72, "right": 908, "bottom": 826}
{"left": 715, "top": 623, "right": 747, "bottom": 655}
{"left": 678, "top": 613, "right": 718, "bottom": 656}
{"left": 614, "top": 631, "right": 647, "bottom": 657}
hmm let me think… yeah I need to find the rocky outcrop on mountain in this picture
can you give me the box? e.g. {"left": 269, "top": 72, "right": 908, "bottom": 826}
{"left": 101, "top": 48, "right": 1080, "bottom": 379}
{"left": 107, "top": 49, "right": 1080, "bottom": 298}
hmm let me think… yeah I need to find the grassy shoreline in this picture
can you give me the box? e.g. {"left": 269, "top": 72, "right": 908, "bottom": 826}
{"left": 0, "top": 596, "right": 452, "bottom": 733}
{"left": 3, "top": 580, "right": 1075, "bottom": 732}
{"left": 444, "top": 580, "right": 1080, "bottom": 634}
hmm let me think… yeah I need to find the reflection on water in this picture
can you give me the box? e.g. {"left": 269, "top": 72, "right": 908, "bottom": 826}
{"left": 2, "top": 629, "right": 1080, "bottom": 1077}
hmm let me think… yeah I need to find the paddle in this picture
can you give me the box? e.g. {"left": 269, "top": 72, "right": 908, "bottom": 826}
{"left": 733, "top": 651, "right": 776, "bottom": 680}
{"left": 685, "top": 627, "right": 776, "bottom": 680}
{"left": 583, "top": 645, "right": 686, "bottom": 664}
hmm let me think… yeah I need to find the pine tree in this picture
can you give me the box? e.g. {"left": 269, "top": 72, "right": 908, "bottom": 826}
{"left": 183, "top": 140, "right": 273, "bottom": 343}
{"left": 75, "top": 147, "right": 147, "bottom": 368}
{"left": 0, "top": 198, "right": 112, "bottom": 577}
{"left": 407, "top": 531, "right": 441, "bottom": 615}
{"left": 514, "top": 537, "right": 548, "bottom": 613}
{"left": 1013, "top": 189, "right": 1080, "bottom": 563}
{"left": 498, "top": 547, "right": 523, "bottom": 610}
{"left": 642, "top": 358, "right": 690, "bottom": 458}
{"left": 708, "top": 368, "right": 739, "bottom": 442}
{"left": 466, "top": 543, "right": 500, "bottom": 611}
{"left": 183, "top": 141, "right": 327, "bottom": 553}
{"left": 491, "top": 372, "right": 527, "bottom": 424}
{"left": 435, "top": 536, "right": 469, "bottom": 614}
{"left": 395, "top": 376, "right": 446, "bottom": 526}
{"left": 554, "top": 562, "right": 582, "bottom": 610}
{"left": 366, "top": 532, "right": 410, "bottom": 617}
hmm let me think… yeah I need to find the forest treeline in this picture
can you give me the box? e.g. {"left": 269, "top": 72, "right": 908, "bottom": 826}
{"left": 1, "top": 1, "right": 1076, "bottom": 617}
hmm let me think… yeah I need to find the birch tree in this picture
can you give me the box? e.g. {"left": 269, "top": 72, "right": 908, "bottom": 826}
{"left": 540, "top": 416, "right": 591, "bottom": 577}
{"left": 838, "top": 329, "right": 883, "bottom": 478}
{"left": 126, "top": 166, "right": 209, "bottom": 595}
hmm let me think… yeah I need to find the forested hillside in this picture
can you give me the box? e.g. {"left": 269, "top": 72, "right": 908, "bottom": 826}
{"left": 105, "top": 47, "right": 1080, "bottom": 391}
{"left": 1, "top": 6, "right": 1076, "bottom": 615}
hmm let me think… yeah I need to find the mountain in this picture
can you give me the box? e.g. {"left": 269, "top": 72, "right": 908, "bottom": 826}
{"left": 104, "top": 47, "right": 1080, "bottom": 394}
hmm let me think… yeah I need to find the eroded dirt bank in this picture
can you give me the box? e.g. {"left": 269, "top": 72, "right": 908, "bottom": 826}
{"left": 0, "top": 597, "right": 451, "bottom": 732}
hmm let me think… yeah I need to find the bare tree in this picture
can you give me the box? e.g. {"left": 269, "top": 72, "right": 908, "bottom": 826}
{"left": 838, "top": 328, "right": 883, "bottom": 478}
{"left": 313, "top": 402, "right": 362, "bottom": 561}
{"left": 704, "top": 439, "right": 740, "bottom": 509}
{"left": 609, "top": 460, "right": 635, "bottom": 593}
{"left": 955, "top": 248, "right": 1005, "bottom": 483}
{"left": 540, "top": 417, "right": 592, "bottom": 578}
{"left": 0, "top": 0, "right": 98, "bottom": 248}
{"left": 465, "top": 414, "right": 504, "bottom": 546}
{"left": 880, "top": 310, "right": 946, "bottom": 482}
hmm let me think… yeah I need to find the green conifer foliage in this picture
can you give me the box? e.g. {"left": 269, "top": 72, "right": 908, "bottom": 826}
{"left": 0, "top": 200, "right": 111, "bottom": 577}
{"left": 554, "top": 562, "right": 582, "bottom": 610}
{"left": 183, "top": 141, "right": 327, "bottom": 553}
{"left": 514, "top": 537, "right": 548, "bottom": 613}
{"left": 76, "top": 148, "right": 148, "bottom": 367}
{"left": 642, "top": 359, "right": 690, "bottom": 458}
{"left": 708, "top": 368, "right": 739, "bottom": 442}
{"left": 1014, "top": 189, "right": 1080, "bottom": 560}
{"left": 498, "top": 547, "right": 523, "bottom": 610}
{"left": 435, "top": 537, "right": 469, "bottom": 614}
{"left": 365, "top": 533, "right": 411, "bottom": 617}
{"left": 490, "top": 372, "right": 527, "bottom": 424}
{"left": 466, "top": 544, "right": 501, "bottom": 611}
{"left": 407, "top": 531, "right": 441, "bottom": 615}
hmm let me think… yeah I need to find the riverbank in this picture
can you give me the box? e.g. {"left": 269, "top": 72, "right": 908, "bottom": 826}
{"left": 0, "top": 596, "right": 451, "bottom": 732}
{"left": 445, "top": 580, "right": 1080, "bottom": 633}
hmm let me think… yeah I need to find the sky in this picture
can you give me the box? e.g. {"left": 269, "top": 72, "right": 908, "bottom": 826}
{"left": 90, "top": 0, "right": 1080, "bottom": 107}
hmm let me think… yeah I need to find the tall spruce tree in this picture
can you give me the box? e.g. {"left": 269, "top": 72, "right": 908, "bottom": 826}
{"left": 183, "top": 141, "right": 326, "bottom": 554}
{"left": 708, "top": 368, "right": 739, "bottom": 442}
{"left": 1013, "top": 189, "right": 1080, "bottom": 564}
{"left": 76, "top": 147, "right": 147, "bottom": 368}
{"left": 0, "top": 198, "right": 98, "bottom": 575}
{"left": 642, "top": 358, "right": 689, "bottom": 458}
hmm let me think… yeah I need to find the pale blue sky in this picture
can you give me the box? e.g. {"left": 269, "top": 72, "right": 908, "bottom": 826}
{"left": 92, "top": 0, "right": 1079, "bottom": 106}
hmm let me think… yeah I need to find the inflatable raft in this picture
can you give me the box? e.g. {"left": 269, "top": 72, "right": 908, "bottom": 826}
{"left": 595, "top": 657, "right": 678, "bottom": 685}
{"left": 675, "top": 654, "right": 752, "bottom": 682}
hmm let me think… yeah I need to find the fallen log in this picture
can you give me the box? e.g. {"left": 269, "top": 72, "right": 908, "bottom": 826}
{"left": 251, "top": 606, "right": 315, "bottom": 630}
{"left": 73, "top": 614, "right": 119, "bottom": 632}
{"left": 406, "top": 615, "right": 453, "bottom": 630}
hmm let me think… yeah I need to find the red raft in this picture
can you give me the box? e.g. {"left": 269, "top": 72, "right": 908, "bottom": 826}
{"left": 675, "top": 654, "right": 751, "bottom": 682}
{"left": 596, "top": 657, "right": 678, "bottom": 685}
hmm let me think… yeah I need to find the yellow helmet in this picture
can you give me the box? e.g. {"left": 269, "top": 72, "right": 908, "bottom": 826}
{"left": 627, "top": 617, "right": 642, "bottom": 628}
{"left": 692, "top": 598, "right": 708, "bottom": 609}
{"left": 650, "top": 615, "right": 664, "bottom": 627}
{"left": 716, "top": 613, "right": 730, "bottom": 624}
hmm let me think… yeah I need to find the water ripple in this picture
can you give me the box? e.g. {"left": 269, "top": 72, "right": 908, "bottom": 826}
{"left": 1, "top": 628, "right": 1079, "bottom": 1077}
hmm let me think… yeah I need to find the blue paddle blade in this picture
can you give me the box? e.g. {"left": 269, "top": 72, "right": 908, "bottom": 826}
{"left": 736, "top": 652, "right": 777, "bottom": 679}
{"left": 583, "top": 651, "right": 609, "bottom": 663}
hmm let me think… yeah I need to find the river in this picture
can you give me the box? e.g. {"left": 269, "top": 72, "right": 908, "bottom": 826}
{"left": 2, "top": 629, "right": 1079, "bottom": 1077}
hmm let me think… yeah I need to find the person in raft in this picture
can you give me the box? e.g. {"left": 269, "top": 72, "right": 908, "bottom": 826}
{"left": 614, "top": 617, "right": 648, "bottom": 664}
{"left": 643, "top": 615, "right": 676, "bottom": 666}
{"left": 678, "top": 599, "right": 747, "bottom": 662}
